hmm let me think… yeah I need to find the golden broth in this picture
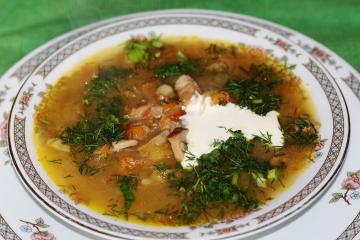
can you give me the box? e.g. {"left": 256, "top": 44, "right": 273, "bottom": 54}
{"left": 34, "top": 36, "right": 319, "bottom": 226}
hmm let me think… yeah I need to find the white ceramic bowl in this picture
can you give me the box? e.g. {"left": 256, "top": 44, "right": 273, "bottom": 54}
{"left": 8, "top": 10, "right": 349, "bottom": 240}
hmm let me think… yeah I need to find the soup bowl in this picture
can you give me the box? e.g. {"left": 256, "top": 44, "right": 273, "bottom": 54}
{"left": 8, "top": 11, "right": 349, "bottom": 240}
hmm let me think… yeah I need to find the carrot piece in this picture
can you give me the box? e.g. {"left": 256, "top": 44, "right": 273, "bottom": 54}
{"left": 126, "top": 125, "right": 148, "bottom": 140}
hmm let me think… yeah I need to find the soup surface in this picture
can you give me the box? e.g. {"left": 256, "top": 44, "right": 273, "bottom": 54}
{"left": 34, "top": 35, "right": 320, "bottom": 226}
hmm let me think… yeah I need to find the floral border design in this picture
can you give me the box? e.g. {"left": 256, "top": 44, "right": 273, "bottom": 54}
{"left": 330, "top": 170, "right": 360, "bottom": 205}
{"left": 13, "top": 115, "right": 188, "bottom": 239}
{"left": 8, "top": 14, "right": 348, "bottom": 240}
{"left": 19, "top": 218, "right": 56, "bottom": 240}
{"left": 255, "top": 59, "right": 345, "bottom": 223}
{"left": 336, "top": 212, "right": 360, "bottom": 240}
{"left": 264, "top": 36, "right": 301, "bottom": 57}
{"left": 35, "top": 16, "right": 258, "bottom": 78}
{"left": 0, "top": 215, "right": 21, "bottom": 240}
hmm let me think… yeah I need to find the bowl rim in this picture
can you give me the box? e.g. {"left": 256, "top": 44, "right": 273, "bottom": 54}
{"left": 6, "top": 9, "right": 351, "bottom": 240}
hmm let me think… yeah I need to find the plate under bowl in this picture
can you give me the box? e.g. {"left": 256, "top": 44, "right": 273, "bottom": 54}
{"left": 7, "top": 10, "right": 350, "bottom": 240}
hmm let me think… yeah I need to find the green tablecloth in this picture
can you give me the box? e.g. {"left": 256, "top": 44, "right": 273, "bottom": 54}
{"left": 1, "top": 0, "right": 359, "bottom": 76}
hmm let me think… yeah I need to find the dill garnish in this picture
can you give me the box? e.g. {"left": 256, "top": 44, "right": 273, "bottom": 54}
{"left": 117, "top": 176, "right": 137, "bottom": 220}
{"left": 165, "top": 130, "right": 280, "bottom": 224}
{"left": 47, "top": 159, "right": 62, "bottom": 165}
{"left": 82, "top": 67, "right": 133, "bottom": 106}
{"left": 154, "top": 59, "right": 203, "bottom": 83}
{"left": 284, "top": 114, "right": 319, "bottom": 147}
{"left": 225, "top": 79, "right": 281, "bottom": 115}
{"left": 154, "top": 162, "right": 168, "bottom": 172}
{"left": 61, "top": 114, "right": 124, "bottom": 154}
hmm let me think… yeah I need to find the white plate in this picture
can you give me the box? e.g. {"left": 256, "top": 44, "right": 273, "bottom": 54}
{"left": 0, "top": 10, "right": 359, "bottom": 240}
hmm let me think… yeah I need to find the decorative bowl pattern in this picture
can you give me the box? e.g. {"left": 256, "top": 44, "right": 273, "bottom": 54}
{"left": 7, "top": 12, "right": 350, "bottom": 240}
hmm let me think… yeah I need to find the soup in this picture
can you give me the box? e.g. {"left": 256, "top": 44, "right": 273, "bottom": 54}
{"left": 34, "top": 35, "right": 320, "bottom": 226}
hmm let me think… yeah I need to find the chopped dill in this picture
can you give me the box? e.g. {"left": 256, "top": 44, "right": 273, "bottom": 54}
{"left": 225, "top": 79, "right": 281, "bottom": 115}
{"left": 284, "top": 114, "right": 319, "bottom": 147}
{"left": 165, "top": 130, "right": 280, "bottom": 224}
{"left": 254, "top": 131, "right": 273, "bottom": 145}
{"left": 61, "top": 114, "right": 124, "bottom": 154}
{"left": 154, "top": 59, "right": 203, "bottom": 83}
{"left": 47, "top": 159, "right": 62, "bottom": 165}
{"left": 39, "top": 118, "right": 49, "bottom": 125}
{"left": 117, "top": 176, "right": 137, "bottom": 220}
{"left": 154, "top": 162, "right": 168, "bottom": 172}
{"left": 82, "top": 67, "right": 133, "bottom": 106}
{"left": 78, "top": 158, "right": 104, "bottom": 176}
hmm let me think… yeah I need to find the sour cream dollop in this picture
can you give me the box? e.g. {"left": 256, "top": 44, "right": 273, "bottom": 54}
{"left": 180, "top": 93, "right": 284, "bottom": 168}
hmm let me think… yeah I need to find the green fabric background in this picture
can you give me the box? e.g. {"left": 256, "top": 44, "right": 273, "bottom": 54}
{"left": 1, "top": 0, "right": 359, "bottom": 76}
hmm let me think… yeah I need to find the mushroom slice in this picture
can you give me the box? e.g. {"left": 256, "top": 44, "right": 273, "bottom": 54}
{"left": 156, "top": 84, "right": 175, "bottom": 99}
{"left": 47, "top": 138, "right": 70, "bottom": 152}
{"left": 111, "top": 139, "right": 138, "bottom": 152}
{"left": 174, "top": 75, "right": 200, "bottom": 103}
{"left": 128, "top": 104, "right": 151, "bottom": 120}
{"left": 168, "top": 129, "right": 188, "bottom": 162}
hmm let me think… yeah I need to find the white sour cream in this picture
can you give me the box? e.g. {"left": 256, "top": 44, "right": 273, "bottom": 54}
{"left": 181, "top": 93, "right": 284, "bottom": 168}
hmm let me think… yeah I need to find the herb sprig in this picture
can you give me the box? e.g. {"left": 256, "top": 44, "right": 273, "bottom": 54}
{"left": 82, "top": 67, "right": 133, "bottom": 106}
{"left": 166, "top": 130, "right": 280, "bottom": 224}
{"left": 126, "top": 36, "right": 164, "bottom": 64}
{"left": 117, "top": 176, "right": 137, "bottom": 220}
{"left": 284, "top": 115, "right": 319, "bottom": 147}
{"left": 225, "top": 79, "right": 281, "bottom": 115}
{"left": 154, "top": 59, "right": 203, "bottom": 84}
{"left": 61, "top": 67, "right": 131, "bottom": 157}
{"left": 61, "top": 114, "right": 124, "bottom": 154}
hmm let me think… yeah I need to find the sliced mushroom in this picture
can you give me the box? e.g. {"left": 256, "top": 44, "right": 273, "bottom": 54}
{"left": 125, "top": 124, "right": 151, "bottom": 140}
{"left": 149, "top": 130, "right": 171, "bottom": 146}
{"left": 174, "top": 75, "right": 200, "bottom": 103}
{"left": 128, "top": 104, "right": 151, "bottom": 120}
{"left": 156, "top": 84, "right": 175, "bottom": 99}
{"left": 138, "top": 130, "right": 171, "bottom": 153}
{"left": 149, "top": 105, "right": 163, "bottom": 119}
{"left": 138, "top": 130, "right": 172, "bottom": 162}
{"left": 111, "top": 139, "right": 138, "bottom": 152}
{"left": 168, "top": 129, "right": 188, "bottom": 162}
{"left": 47, "top": 138, "right": 70, "bottom": 152}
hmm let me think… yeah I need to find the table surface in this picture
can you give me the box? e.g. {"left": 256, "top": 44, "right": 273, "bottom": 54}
{"left": 0, "top": 0, "right": 359, "bottom": 76}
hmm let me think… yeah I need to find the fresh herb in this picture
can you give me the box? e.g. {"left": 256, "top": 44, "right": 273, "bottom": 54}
{"left": 248, "top": 64, "right": 279, "bottom": 82}
{"left": 154, "top": 162, "right": 168, "bottom": 172}
{"left": 117, "top": 176, "right": 137, "bottom": 220}
{"left": 176, "top": 50, "right": 188, "bottom": 62}
{"left": 267, "top": 168, "right": 281, "bottom": 182}
{"left": 206, "top": 43, "right": 226, "bottom": 57}
{"left": 83, "top": 67, "right": 133, "bottom": 105}
{"left": 78, "top": 159, "right": 104, "bottom": 176}
{"left": 225, "top": 79, "right": 281, "bottom": 115}
{"left": 61, "top": 114, "right": 124, "bottom": 154}
{"left": 126, "top": 36, "right": 164, "bottom": 64}
{"left": 47, "top": 159, "right": 62, "bottom": 165}
{"left": 166, "top": 130, "right": 280, "bottom": 224}
{"left": 39, "top": 118, "right": 49, "bottom": 125}
{"left": 96, "top": 97, "right": 122, "bottom": 116}
{"left": 284, "top": 115, "right": 319, "bottom": 147}
{"left": 254, "top": 131, "right": 273, "bottom": 145}
{"left": 155, "top": 59, "right": 203, "bottom": 83}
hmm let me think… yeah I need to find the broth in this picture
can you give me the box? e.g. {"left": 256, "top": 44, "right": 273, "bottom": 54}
{"left": 34, "top": 36, "right": 319, "bottom": 226}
